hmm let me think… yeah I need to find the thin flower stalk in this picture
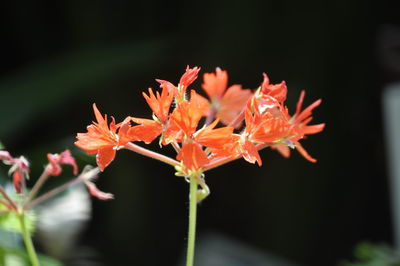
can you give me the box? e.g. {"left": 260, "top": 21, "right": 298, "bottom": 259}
{"left": 0, "top": 185, "right": 18, "bottom": 210}
{"left": 124, "top": 142, "right": 180, "bottom": 167}
{"left": 186, "top": 176, "right": 198, "bottom": 266}
{"left": 25, "top": 170, "right": 50, "bottom": 205}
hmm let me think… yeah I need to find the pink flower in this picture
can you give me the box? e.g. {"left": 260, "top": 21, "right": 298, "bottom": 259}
{"left": 46, "top": 149, "right": 79, "bottom": 176}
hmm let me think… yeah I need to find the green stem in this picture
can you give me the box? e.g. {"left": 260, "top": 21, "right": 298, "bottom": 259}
{"left": 18, "top": 212, "right": 40, "bottom": 266}
{"left": 186, "top": 177, "right": 198, "bottom": 266}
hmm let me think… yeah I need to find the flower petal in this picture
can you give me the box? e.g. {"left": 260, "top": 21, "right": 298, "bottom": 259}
{"left": 261, "top": 73, "right": 287, "bottom": 103}
{"left": 194, "top": 120, "right": 234, "bottom": 149}
{"left": 272, "top": 144, "right": 291, "bottom": 158}
{"left": 96, "top": 148, "right": 116, "bottom": 171}
{"left": 241, "top": 140, "right": 262, "bottom": 166}
{"left": 86, "top": 182, "right": 114, "bottom": 200}
{"left": 129, "top": 118, "right": 162, "bottom": 144}
{"left": 202, "top": 67, "right": 228, "bottom": 99}
{"left": 179, "top": 66, "right": 200, "bottom": 88}
{"left": 13, "top": 170, "right": 23, "bottom": 193}
{"left": 218, "top": 85, "right": 252, "bottom": 126}
{"left": 177, "top": 143, "right": 209, "bottom": 171}
{"left": 294, "top": 141, "right": 317, "bottom": 163}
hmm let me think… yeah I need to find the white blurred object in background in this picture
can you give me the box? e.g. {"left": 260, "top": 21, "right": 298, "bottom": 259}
{"left": 36, "top": 184, "right": 91, "bottom": 261}
{"left": 383, "top": 83, "right": 400, "bottom": 249}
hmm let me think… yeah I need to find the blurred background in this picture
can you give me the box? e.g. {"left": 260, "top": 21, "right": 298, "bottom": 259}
{"left": 0, "top": 0, "right": 399, "bottom": 265}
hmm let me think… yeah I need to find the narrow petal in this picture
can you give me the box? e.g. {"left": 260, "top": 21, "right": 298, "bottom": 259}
{"left": 296, "top": 99, "right": 322, "bottom": 123}
{"left": 294, "top": 141, "right": 317, "bottom": 163}
{"left": 272, "top": 144, "right": 291, "bottom": 158}
{"left": 295, "top": 90, "right": 305, "bottom": 116}
{"left": 86, "top": 182, "right": 114, "bottom": 200}
{"left": 92, "top": 103, "right": 108, "bottom": 129}
{"left": 142, "top": 86, "right": 173, "bottom": 123}
{"left": 13, "top": 170, "right": 23, "bottom": 193}
{"left": 179, "top": 66, "right": 200, "bottom": 88}
{"left": 156, "top": 79, "right": 177, "bottom": 94}
{"left": 303, "top": 123, "right": 325, "bottom": 135}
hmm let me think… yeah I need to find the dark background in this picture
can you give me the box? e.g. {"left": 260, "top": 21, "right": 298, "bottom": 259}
{"left": 0, "top": 0, "right": 398, "bottom": 265}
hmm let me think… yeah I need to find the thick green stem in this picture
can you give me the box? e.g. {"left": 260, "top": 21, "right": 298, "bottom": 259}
{"left": 186, "top": 177, "right": 198, "bottom": 266}
{"left": 18, "top": 212, "right": 40, "bottom": 266}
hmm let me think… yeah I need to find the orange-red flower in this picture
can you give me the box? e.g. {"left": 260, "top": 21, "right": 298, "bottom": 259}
{"left": 156, "top": 66, "right": 200, "bottom": 102}
{"left": 176, "top": 142, "right": 209, "bottom": 172}
{"left": 202, "top": 67, "right": 228, "bottom": 100}
{"left": 292, "top": 90, "right": 325, "bottom": 137}
{"left": 74, "top": 67, "right": 325, "bottom": 178}
{"left": 239, "top": 139, "right": 262, "bottom": 166}
{"left": 176, "top": 121, "right": 234, "bottom": 172}
{"left": 202, "top": 68, "right": 252, "bottom": 127}
{"left": 261, "top": 73, "right": 287, "bottom": 103}
{"left": 129, "top": 117, "right": 163, "bottom": 144}
{"left": 273, "top": 90, "right": 325, "bottom": 162}
{"left": 142, "top": 86, "right": 174, "bottom": 124}
{"left": 75, "top": 104, "right": 132, "bottom": 171}
{"left": 128, "top": 85, "right": 174, "bottom": 145}
{"left": 193, "top": 120, "right": 234, "bottom": 149}
{"left": 170, "top": 91, "right": 235, "bottom": 172}
{"left": 180, "top": 66, "right": 201, "bottom": 90}
{"left": 170, "top": 91, "right": 204, "bottom": 137}
{"left": 231, "top": 98, "right": 292, "bottom": 166}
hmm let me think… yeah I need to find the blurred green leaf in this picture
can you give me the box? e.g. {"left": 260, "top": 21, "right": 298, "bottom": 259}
{"left": 1, "top": 187, "right": 36, "bottom": 235}
{"left": 0, "top": 245, "right": 62, "bottom": 266}
{"left": 340, "top": 242, "right": 400, "bottom": 266}
{"left": 0, "top": 211, "right": 36, "bottom": 235}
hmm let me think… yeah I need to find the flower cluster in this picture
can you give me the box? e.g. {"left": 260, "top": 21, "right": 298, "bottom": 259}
{"left": 75, "top": 66, "right": 325, "bottom": 182}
